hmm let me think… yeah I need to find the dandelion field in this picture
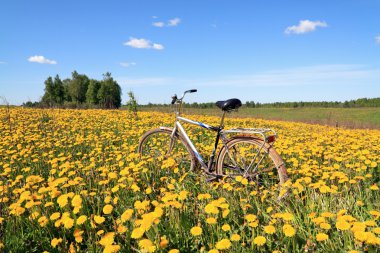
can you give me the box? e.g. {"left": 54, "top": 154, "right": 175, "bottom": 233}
{"left": 0, "top": 108, "right": 379, "bottom": 253}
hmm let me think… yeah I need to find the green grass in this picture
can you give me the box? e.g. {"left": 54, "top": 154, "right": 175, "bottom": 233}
{"left": 139, "top": 107, "right": 380, "bottom": 129}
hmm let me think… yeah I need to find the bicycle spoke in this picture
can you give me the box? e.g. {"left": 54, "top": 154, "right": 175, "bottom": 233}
{"left": 217, "top": 138, "right": 286, "bottom": 200}
{"left": 139, "top": 129, "right": 194, "bottom": 173}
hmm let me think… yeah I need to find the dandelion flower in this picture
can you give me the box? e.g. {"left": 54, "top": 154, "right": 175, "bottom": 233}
{"left": 76, "top": 215, "right": 87, "bottom": 225}
{"left": 103, "top": 204, "right": 113, "bottom": 215}
{"left": 190, "top": 226, "right": 202, "bottom": 236}
{"left": 253, "top": 236, "right": 266, "bottom": 246}
{"left": 215, "top": 239, "right": 231, "bottom": 250}
{"left": 131, "top": 227, "right": 145, "bottom": 239}
{"left": 222, "top": 224, "right": 231, "bottom": 232}
{"left": 264, "top": 225, "right": 276, "bottom": 234}
{"left": 230, "top": 234, "right": 241, "bottom": 241}
{"left": 94, "top": 215, "right": 105, "bottom": 224}
{"left": 316, "top": 233, "right": 329, "bottom": 241}
{"left": 283, "top": 224, "right": 296, "bottom": 237}
{"left": 206, "top": 217, "right": 217, "bottom": 225}
{"left": 336, "top": 220, "right": 350, "bottom": 231}
{"left": 138, "top": 239, "right": 156, "bottom": 253}
{"left": 245, "top": 214, "right": 257, "bottom": 222}
{"left": 51, "top": 238, "right": 62, "bottom": 248}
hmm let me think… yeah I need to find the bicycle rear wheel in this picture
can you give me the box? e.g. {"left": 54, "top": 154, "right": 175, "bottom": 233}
{"left": 216, "top": 136, "right": 288, "bottom": 200}
{"left": 138, "top": 127, "right": 196, "bottom": 173}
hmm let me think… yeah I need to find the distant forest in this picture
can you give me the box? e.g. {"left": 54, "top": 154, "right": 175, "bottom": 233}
{"left": 141, "top": 97, "right": 380, "bottom": 109}
{"left": 23, "top": 71, "right": 122, "bottom": 108}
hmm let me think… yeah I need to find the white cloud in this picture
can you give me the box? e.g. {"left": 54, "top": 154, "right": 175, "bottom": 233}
{"left": 152, "top": 21, "right": 165, "bottom": 27}
{"left": 28, "top": 55, "right": 57, "bottom": 64}
{"left": 168, "top": 18, "right": 181, "bottom": 27}
{"left": 285, "top": 20, "right": 327, "bottom": 34}
{"left": 152, "top": 17, "right": 181, "bottom": 27}
{"left": 120, "top": 62, "right": 136, "bottom": 68}
{"left": 152, "top": 43, "right": 164, "bottom": 50}
{"left": 124, "top": 37, "right": 164, "bottom": 50}
{"left": 376, "top": 36, "right": 380, "bottom": 44}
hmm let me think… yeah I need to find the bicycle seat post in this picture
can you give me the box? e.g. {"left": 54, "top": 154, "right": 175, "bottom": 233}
{"left": 219, "top": 111, "right": 226, "bottom": 130}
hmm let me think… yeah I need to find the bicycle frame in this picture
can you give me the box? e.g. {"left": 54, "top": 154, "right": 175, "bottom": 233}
{"left": 168, "top": 89, "right": 278, "bottom": 176}
{"left": 170, "top": 114, "right": 226, "bottom": 173}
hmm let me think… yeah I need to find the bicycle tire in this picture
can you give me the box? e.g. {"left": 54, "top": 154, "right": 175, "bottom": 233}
{"left": 138, "top": 127, "right": 197, "bottom": 172}
{"left": 216, "top": 135, "right": 288, "bottom": 200}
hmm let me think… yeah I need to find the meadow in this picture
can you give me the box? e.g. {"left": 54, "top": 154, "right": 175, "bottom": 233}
{"left": 139, "top": 107, "right": 380, "bottom": 129}
{"left": 0, "top": 107, "right": 379, "bottom": 252}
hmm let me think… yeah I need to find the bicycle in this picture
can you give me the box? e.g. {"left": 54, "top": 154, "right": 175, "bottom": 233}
{"left": 138, "top": 89, "right": 289, "bottom": 200}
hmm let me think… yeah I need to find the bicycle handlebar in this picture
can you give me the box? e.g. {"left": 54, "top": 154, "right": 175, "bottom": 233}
{"left": 171, "top": 89, "right": 197, "bottom": 104}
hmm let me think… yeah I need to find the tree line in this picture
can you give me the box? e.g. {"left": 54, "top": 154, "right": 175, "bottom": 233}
{"left": 140, "top": 97, "right": 380, "bottom": 109}
{"left": 24, "top": 71, "right": 122, "bottom": 108}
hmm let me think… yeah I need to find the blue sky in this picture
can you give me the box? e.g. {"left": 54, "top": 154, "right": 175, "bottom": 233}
{"left": 1, "top": 0, "right": 380, "bottom": 105}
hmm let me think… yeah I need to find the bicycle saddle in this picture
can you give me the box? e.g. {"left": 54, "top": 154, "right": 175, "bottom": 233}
{"left": 216, "top": 98, "right": 242, "bottom": 111}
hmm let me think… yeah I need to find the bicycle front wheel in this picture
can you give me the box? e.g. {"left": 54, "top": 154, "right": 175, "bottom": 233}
{"left": 216, "top": 136, "right": 288, "bottom": 200}
{"left": 138, "top": 127, "right": 196, "bottom": 173}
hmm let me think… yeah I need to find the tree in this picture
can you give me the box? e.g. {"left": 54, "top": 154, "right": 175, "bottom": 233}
{"left": 126, "top": 90, "right": 138, "bottom": 117}
{"left": 53, "top": 75, "right": 64, "bottom": 104}
{"left": 97, "top": 72, "right": 122, "bottom": 108}
{"left": 86, "top": 79, "right": 101, "bottom": 105}
{"left": 41, "top": 76, "right": 54, "bottom": 106}
{"left": 62, "top": 78, "right": 72, "bottom": 102}
{"left": 68, "top": 71, "right": 89, "bottom": 103}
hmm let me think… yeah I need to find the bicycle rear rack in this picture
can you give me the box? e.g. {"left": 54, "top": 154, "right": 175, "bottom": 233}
{"left": 222, "top": 128, "right": 277, "bottom": 143}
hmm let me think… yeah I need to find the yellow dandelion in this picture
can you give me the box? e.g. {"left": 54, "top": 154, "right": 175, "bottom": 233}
{"left": 190, "top": 226, "right": 202, "bottom": 236}
{"left": 316, "top": 233, "right": 329, "bottom": 242}
{"left": 51, "top": 238, "right": 62, "bottom": 248}
{"left": 103, "top": 204, "right": 113, "bottom": 215}
{"left": 354, "top": 231, "right": 367, "bottom": 242}
{"left": 230, "top": 234, "right": 241, "bottom": 241}
{"left": 38, "top": 216, "right": 48, "bottom": 227}
{"left": 104, "top": 244, "right": 120, "bottom": 253}
{"left": 121, "top": 209, "right": 134, "bottom": 222}
{"left": 320, "top": 222, "right": 331, "bottom": 230}
{"left": 336, "top": 220, "right": 350, "bottom": 231}
{"left": 57, "top": 195, "right": 68, "bottom": 208}
{"left": 282, "top": 213, "right": 294, "bottom": 221}
{"left": 283, "top": 224, "right": 296, "bottom": 237}
{"left": 253, "top": 236, "right": 266, "bottom": 246}
{"left": 99, "top": 232, "right": 115, "bottom": 246}
{"left": 215, "top": 238, "right": 231, "bottom": 250}
{"left": 206, "top": 217, "right": 217, "bottom": 225}
{"left": 245, "top": 214, "right": 257, "bottom": 222}
{"left": 71, "top": 195, "right": 82, "bottom": 208}
{"left": 76, "top": 215, "right": 87, "bottom": 225}
{"left": 94, "top": 215, "right": 105, "bottom": 224}
{"left": 264, "top": 225, "right": 276, "bottom": 234}
{"left": 138, "top": 239, "right": 156, "bottom": 253}
{"left": 222, "top": 224, "right": 231, "bottom": 232}
{"left": 63, "top": 217, "right": 74, "bottom": 229}
{"left": 131, "top": 227, "right": 145, "bottom": 239}
{"left": 50, "top": 212, "right": 61, "bottom": 221}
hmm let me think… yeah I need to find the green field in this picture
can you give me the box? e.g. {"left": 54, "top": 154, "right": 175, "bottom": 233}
{"left": 139, "top": 107, "right": 380, "bottom": 129}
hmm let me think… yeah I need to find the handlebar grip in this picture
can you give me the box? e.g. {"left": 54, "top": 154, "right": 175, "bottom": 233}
{"left": 171, "top": 95, "right": 177, "bottom": 104}
{"left": 189, "top": 89, "right": 197, "bottom": 93}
